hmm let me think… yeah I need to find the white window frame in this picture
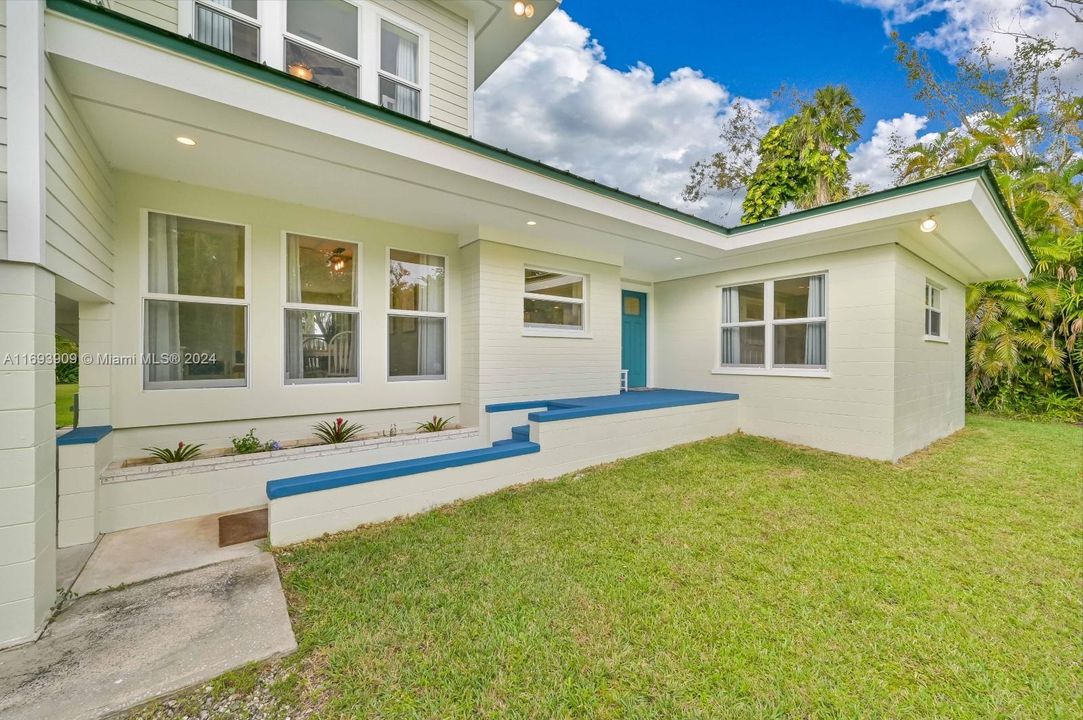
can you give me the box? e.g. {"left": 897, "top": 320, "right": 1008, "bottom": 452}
{"left": 714, "top": 272, "right": 830, "bottom": 378}
{"left": 370, "top": 9, "right": 430, "bottom": 121}
{"left": 139, "top": 208, "right": 252, "bottom": 390}
{"left": 386, "top": 247, "right": 448, "bottom": 381}
{"left": 924, "top": 280, "right": 947, "bottom": 342}
{"left": 181, "top": 1, "right": 262, "bottom": 61}
{"left": 281, "top": 231, "right": 363, "bottom": 385}
{"left": 181, "top": 0, "right": 429, "bottom": 120}
{"left": 522, "top": 266, "right": 590, "bottom": 338}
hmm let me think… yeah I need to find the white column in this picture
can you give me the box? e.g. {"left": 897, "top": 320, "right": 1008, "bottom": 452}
{"left": 7, "top": 0, "right": 47, "bottom": 264}
{"left": 77, "top": 302, "right": 112, "bottom": 427}
{"left": 0, "top": 262, "right": 57, "bottom": 648}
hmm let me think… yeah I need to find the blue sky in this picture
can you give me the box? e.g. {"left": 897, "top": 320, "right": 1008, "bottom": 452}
{"left": 474, "top": 1, "right": 1073, "bottom": 224}
{"left": 561, "top": 0, "right": 955, "bottom": 138}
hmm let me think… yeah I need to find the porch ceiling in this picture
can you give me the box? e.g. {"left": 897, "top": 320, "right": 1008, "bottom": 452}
{"left": 51, "top": 56, "right": 715, "bottom": 281}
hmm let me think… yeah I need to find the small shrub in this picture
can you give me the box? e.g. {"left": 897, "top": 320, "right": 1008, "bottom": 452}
{"left": 231, "top": 429, "right": 274, "bottom": 454}
{"left": 417, "top": 415, "right": 454, "bottom": 433}
{"left": 313, "top": 417, "right": 364, "bottom": 444}
{"left": 143, "top": 441, "right": 204, "bottom": 463}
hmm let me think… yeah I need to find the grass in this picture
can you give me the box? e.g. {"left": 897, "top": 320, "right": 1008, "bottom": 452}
{"left": 134, "top": 416, "right": 1081, "bottom": 719}
{"left": 56, "top": 383, "right": 78, "bottom": 428}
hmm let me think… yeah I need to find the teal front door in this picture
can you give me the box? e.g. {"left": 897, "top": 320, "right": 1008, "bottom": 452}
{"left": 621, "top": 290, "right": 647, "bottom": 388}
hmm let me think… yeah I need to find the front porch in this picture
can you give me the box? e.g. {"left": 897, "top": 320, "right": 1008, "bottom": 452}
{"left": 267, "top": 388, "right": 740, "bottom": 544}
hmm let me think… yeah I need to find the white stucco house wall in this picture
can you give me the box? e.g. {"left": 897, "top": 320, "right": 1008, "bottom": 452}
{"left": 0, "top": 0, "right": 1032, "bottom": 648}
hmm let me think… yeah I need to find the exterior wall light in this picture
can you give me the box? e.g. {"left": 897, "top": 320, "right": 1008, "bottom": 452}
{"left": 513, "top": 2, "right": 535, "bottom": 18}
{"left": 920, "top": 217, "right": 938, "bottom": 233}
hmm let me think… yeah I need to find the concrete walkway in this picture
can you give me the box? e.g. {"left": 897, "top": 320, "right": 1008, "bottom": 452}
{"left": 0, "top": 554, "right": 296, "bottom": 720}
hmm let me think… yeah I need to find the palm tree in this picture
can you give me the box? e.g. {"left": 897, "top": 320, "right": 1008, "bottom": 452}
{"left": 792, "top": 85, "right": 865, "bottom": 208}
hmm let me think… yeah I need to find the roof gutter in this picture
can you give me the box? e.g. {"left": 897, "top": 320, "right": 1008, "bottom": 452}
{"left": 45, "top": 0, "right": 1034, "bottom": 267}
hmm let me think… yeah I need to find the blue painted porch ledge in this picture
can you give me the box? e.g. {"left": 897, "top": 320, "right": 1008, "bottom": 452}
{"left": 57, "top": 425, "right": 113, "bottom": 445}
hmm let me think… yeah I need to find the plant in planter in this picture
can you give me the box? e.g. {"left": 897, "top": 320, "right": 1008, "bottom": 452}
{"left": 417, "top": 416, "right": 454, "bottom": 433}
{"left": 313, "top": 417, "right": 364, "bottom": 444}
{"left": 143, "top": 441, "right": 204, "bottom": 463}
{"left": 231, "top": 428, "right": 275, "bottom": 454}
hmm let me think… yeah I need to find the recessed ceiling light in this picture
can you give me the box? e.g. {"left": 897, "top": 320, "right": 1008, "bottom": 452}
{"left": 919, "top": 216, "right": 938, "bottom": 233}
{"left": 674, "top": 256, "right": 683, "bottom": 261}
{"left": 513, "top": 2, "right": 535, "bottom": 18}
{"left": 526, "top": 220, "right": 537, "bottom": 226}
{"left": 176, "top": 136, "right": 197, "bottom": 146}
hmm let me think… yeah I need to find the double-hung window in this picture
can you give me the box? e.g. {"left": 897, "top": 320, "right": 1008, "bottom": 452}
{"left": 719, "top": 274, "right": 827, "bottom": 372}
{"left": 388, "top": 249, "right": 446, "bottom": 380}
{"left": 925, "top": 281, "right": 944, "bottom": 339}
{"left": 184, "top": 1, "right": 427, "bottom": 117}
{"left": 378, "top": 20, "right": 422, "bottom": 118}
{"left": 193, "top": 0, "right": 260, "bottom": 62}
{"left": 523, "top": 268, "right": 586, "bottom": 333}
{"left": 284, "top": 234, "right": 360, "bottom": 384}
{"left": 284, "top": 0, "right": 361, "bottom": 97}
{"left": 144, "top": 212, "right": 249, "bottom": 389}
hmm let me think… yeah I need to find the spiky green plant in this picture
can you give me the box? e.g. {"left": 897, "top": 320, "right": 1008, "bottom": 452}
{"left": 416, "top": 416, "right": 454, "bottom": 433}
{"left": 313, "top": 417, "right": 364, "bottom": 444}
{"left": 143, "top": 441, "right": 204, "bottom": 463}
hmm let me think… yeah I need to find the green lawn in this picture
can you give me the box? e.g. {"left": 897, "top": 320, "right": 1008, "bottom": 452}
{"left": 138, "top": 416, "right": 1081, "bottom": 719}
{"left": 56, "top": 383, "right": 78, "bottom": 428}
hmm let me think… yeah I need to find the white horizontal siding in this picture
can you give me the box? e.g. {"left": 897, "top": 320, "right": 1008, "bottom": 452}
{"left": 44, "top": 59, "right": 115, "bottom": 298}
{"left": 107, "top": 0, "right": 179, "bottom": 32}
{"left": 371, "top": 0, "right": 470, "bottom": 134}
{"left": 0, "top": 1, "right": 7, "bottom": 258}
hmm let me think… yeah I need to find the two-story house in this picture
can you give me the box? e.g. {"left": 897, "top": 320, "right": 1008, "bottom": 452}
{"left": 0, "top": 0, "right": 1031, "bottom": 648}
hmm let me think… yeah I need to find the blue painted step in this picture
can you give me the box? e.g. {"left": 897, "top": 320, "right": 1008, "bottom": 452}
{"left": 511, "top": 425, "right": 530, "bottom": 441}
{"left": 266, "top": 439, "right": 540, "bottom": 499}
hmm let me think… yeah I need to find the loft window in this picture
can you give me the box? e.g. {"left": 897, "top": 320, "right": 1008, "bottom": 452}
{"left": 284, "top": 0, "right": 361, "bottom": 96}
{"left": 378, "top": 20, "right": 421, "bottom": 118}
{"left": 194, "top": 0, "right": 260, "bottom": 62}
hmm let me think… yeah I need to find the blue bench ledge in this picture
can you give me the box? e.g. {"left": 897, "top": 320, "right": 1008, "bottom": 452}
{"left": 57, "top": 425, "right": 113, "bottom": 445}
{"left": 266, "top": 439, "right": 540, "bottom": 500}
{"left": 487, "top": 389, "right": 738, "bottom": 423}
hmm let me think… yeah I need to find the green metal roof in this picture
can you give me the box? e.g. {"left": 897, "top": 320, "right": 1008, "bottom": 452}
{"left": 46, "top": 0, "right": 1033, "bottom": 264}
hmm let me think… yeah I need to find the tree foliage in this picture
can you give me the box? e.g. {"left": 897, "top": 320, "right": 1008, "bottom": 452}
{"left": 685, "top": 85, "right": 865, "bottom": 224}
{"left": 891, "top": 29, "right": 1083, "bottom": 417}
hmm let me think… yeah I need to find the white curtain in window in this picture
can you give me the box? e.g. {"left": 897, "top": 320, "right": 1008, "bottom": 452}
{"left": 197, "top": 5, "right": 234, "bottom": 54}
{"left": 146, "top": 214, "right": 181, "bottom": 382}
{"left": 720, "top": 287, "right": 740, "bottom": 364}
{"left": 394, "top": 30, "right": 419, "bottom": 117}
{"left": 804, "top": 274, "right": 826, "bottom": 365}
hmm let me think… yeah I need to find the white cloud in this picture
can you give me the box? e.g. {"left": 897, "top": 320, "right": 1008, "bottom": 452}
{"left": 474, "top": 10, "right": 770, "bottom": 225}
{"left": 850, "top": 113, "right": 939, "bottom": 190}
{"left": 847, "top": 0, "right": 1083, "bottom": 90}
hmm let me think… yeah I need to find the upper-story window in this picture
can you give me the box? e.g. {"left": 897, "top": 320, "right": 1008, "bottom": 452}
{"left": 194, "top": 0, "right": 259, "bottom": 62}
{"left": 184, "top": 0, "right": 428, "bottom": 119}
{"left": 285, "top": 0, "right": 360, "bottom": 97}
{"left": 378, "top": 21, "right": 421, "bottom": 117}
